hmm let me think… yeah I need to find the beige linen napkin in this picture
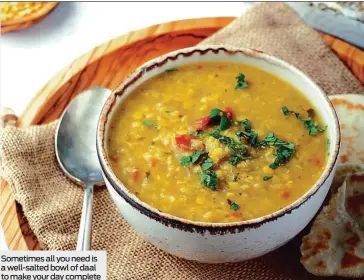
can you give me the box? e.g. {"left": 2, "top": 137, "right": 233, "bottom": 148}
{"left": 0, "top": 3, "right": 363, "bottom": 280}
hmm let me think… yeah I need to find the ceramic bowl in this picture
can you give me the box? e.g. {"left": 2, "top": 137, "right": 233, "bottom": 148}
{"left": 96, "top": 46, "right": 340, "bottom": 263}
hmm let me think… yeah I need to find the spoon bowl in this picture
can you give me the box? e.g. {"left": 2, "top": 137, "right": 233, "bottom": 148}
{"left": 55, "top": 86, "right": 111, "bottom": 250}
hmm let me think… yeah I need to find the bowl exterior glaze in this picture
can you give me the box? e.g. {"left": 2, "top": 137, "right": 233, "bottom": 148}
{"left": 97, "top": 46, "right": 340, "bottom": 263}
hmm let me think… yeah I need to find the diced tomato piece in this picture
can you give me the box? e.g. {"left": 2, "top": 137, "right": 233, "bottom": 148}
{"left": 197, "top": 65, "right": 203, "bottom": 70}
{"left": 175, "top": 134, "right": 198, "bottom": 151}
{"left": 131, "top": 169, "right": 140, "bottom": 183}
{"left": 194, "top": 116, "right": 211, "bottom": 131}
{"left": 224, "top": 106, "right": 233, "bottom": 120}
{"left": 231, "top": 211, "right": 241, "bottom": 218}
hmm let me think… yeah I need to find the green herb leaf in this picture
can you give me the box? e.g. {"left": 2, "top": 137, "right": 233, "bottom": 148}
{"left": 230, "top": 202, "right": 240, "bottom": 211}
{"left": 165, "top": 110, "right": 173, "bottom": 113}
{"left": 217, "top": 135, "right": 235, "bottom": 145}
{"left": 281, "top": 106, "right": 326, "bottom": 136}
{"left": 235, "top": 131, "right": 244, "bottom": 142}
{"left": 208, "top": 108, "right": 231, "bottom": 131}
{"left": 210, "top": 129, "right": 251, "bottom": 166}
{"left": 227, "top": 199, "right": 240, "bottom": 211}
{"left": 201, "top": 158, "right": 214, "bottom": 171}
{"left": 219, "top": 112, "right": 231, "bottom": 130}
{"left": 191, "top": 150, "right": 207, "bottom": 163}
{"left": 309, "top": 124, "right": 318, "bottom": 136}
{"left": 180, "top": 156, "right": 192, "bottom": 166}
{"left": 233, "top": 175, "right": 238, "bottom": 182}
{"left": 209, "top": 128, "right": 221, "bottom": 138}
{"left": 282, "top": 106, "right": 300, "bottom": 119}
{"left": 260, "top": 132, "right": 296, "bottom": 169}
{"left": 165, "top": 68, "right": 178, "bottom": 73}
{"left": 282, "top": 106, "right": 289, "bottom": 115}
{"left": 210, "top": 108, "right": 222, "bottom": 118}
{"left": 143, "top": 120, "right": 158, "bottom": 128}
{"left": 263, "top": 176, "right": 273, "bottom": 181}
{"left": 235, "top": 73, "right": 248, "bottom": 90}
{"left": 229, "top": 153, "right": 252, "bottom": 166}
{"left": 238, "top": 119, "right": 252, "bottom": 131}
{"left": 246, "top": 131, "right": 258, "bottom": 146}
{"left": 200, "top": 170, "right": 218, "bottom": 191}
{"left": 236, "top": 119, "right": 259, "bottom": 146}
{"left": 269, "top": 162, "right": 279, "bottom": 170}
{"left": 230, "top": 143, "right": 248, "bottom": 153}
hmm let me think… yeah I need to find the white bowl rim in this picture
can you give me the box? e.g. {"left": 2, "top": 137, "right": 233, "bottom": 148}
{"left": 96, "top": 45, "right": 340, "bottom": 232}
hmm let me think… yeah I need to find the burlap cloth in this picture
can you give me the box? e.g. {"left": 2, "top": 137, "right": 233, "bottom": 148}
{"left": 1, "top": 3, "right": 363, "bottom": 280}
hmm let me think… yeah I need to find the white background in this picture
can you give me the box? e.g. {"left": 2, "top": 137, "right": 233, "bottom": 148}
{"left": 0, "top": 2, "right": 254, "bottom": 250}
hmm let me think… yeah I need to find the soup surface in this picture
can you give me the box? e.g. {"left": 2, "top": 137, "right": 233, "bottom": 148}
{"left": 107, "top": 61, "right": 328, "bottom": 223}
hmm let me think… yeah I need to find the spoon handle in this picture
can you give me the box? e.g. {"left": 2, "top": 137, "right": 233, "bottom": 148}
{"left": 76, "top": 184, "right": 93, "bottom": 251}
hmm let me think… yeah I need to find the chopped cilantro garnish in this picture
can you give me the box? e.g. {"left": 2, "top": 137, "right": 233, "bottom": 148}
{"left": 235, "top": 73, "right": 248, "bottom": 90}
{"left": 191, "top": 150, "right": 207, "bottom": 163}
{"left": 230, "top": 143, "right": 248, "bottom": 153}
{"left": 282, "top": 106, "right": 300, "bottom": 119}
{"left": 282, "top": 106, "right": 289, "bottom": 115}
{"left": 236, "top": 131, "right": 258, "bottom": 146}
{"left": 220, "top": 113, "right": 231, "bottom": 130}
{"left": 216, "top": 135, "right": 235, "bottom": 145}
{"left": 270, "top": 145, "right": 294, "bottom": 169}
{"left": 227, "top": 199, "right": 240, "bottom": 211}
{"left": 260, "top": 132, "right": 295, "bottom": 149}
{"left": 233, "top": 175, "right": 238, "bottom": 182}
{"left": 165, "top": 110, "right": 173, "bottom": 113}
{"left": 229, "top": 153, "right": 252, "bottom": 166}
{"left": 209, "top": 128, "right": 221, "bottom": 138}
{"left": 210, "top": 108, "right": 222, "bottom": 118}
{"left": 210, "top": 133, "right": 250, "bottom": 166}
{"left": 236, "top": 119, "right": 259, "bottom": 146}
{"left": 302, "top": 117, "right": 327, "bottom": 136}
{"left": 201, "top": 170, "right": 218, "bottom": 191}
{"left": 180, "top": 156, "right": 192, "bottom": 166}
{"left": 281, "top": 106, "right": 326, "bottom": 136}
{"left": 143, "top": 120, "right": 158, "bottom": 128}
{"left": 263, "top": 176, "right": 273, "bottom": 181}
{"left": 260, "top": 132, "right": 295, "bottom": 169}
{"left": 180, "top": 150, "right": 216, "bottom": 189}
{"left": 230, "top": 202, "right": 240, "bottom": 211}
{"left": 165, "top": 68, "right": 178, "bottom": 72}
{"left": 239, "top": 119, "right": 251, "bottom": 131}
{"left": 209, "top": 108, "right": 231, "bottom": 131}
{"left": 201, "top": 158, "right": 214, "bottom": 171}
{"left": 235, "top": 131, "right": 244, "bottom": 141}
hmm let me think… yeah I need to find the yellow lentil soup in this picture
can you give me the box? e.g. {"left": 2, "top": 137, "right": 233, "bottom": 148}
{"left": 107, "top": 61, "right": 328, "bottom": 223}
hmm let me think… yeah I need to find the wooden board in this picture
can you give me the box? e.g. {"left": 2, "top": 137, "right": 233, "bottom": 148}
{"left": 1, "top": 17, "right": 363, "bottom": 252}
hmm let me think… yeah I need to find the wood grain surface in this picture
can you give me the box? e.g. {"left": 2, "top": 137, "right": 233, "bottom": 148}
{"left": 1, "top": 2, "right": 59, "bottom": 33}
{"left": 1, "top": 17, "right": 363, "bottom": 253}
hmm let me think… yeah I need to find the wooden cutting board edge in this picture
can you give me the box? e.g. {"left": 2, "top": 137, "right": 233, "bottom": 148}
{"left": 1, "top": 16, "right": 363, "bottom": 252}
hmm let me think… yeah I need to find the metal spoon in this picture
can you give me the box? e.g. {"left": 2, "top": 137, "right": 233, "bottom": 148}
{"left": 55, "top": 86, "right": 111, "bottom": 251}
